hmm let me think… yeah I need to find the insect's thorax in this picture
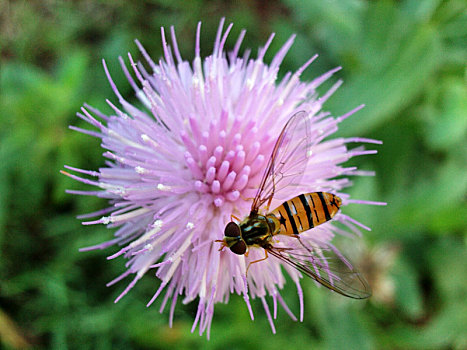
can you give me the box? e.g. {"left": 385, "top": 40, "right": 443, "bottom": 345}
{"left": 240, "top": 214, "right": 280, "bottom": 246}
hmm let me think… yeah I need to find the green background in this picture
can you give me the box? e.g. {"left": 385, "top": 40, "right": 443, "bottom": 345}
{"left": 1, "top": 0, "right": 466, "bottom": 349}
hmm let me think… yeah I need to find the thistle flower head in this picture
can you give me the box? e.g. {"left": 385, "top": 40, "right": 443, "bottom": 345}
{"left": 64, "top": 19, "right": 385, "bottom": 337}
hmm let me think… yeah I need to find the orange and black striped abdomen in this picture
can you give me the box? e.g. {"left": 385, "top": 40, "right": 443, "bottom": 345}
{"left": 271, "top": 192, "right": 342, "bottom": 236}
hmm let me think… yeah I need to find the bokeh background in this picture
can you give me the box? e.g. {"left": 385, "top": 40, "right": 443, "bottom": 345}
{"left": 1, "top": 0, "right": 466, "bottom": 349}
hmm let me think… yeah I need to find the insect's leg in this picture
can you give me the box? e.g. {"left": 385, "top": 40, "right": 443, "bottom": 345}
{"left": 214, "top": 239, "right": 227, "bottom": 251}
{"left": 265, "top": 194, "right": 274, "bottom": 213}
{"left": 239, "top": 193, "right": 255, "bottom": 202}
{"left": 295, "top": 235, "right": 323, "bottom": 266}
{"left": 230, "top": 214, "right": 241, "bottom": 222}
{"left": 246, "top": 249, "right": 269, "bottom": 276}
{"left": 265, "top": 176, "right": 276, "bottom": 212}
{"left": 295, "top": 235, "right": 313, "bottom": 255}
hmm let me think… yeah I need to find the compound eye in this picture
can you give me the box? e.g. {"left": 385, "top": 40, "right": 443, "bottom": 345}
{"left": 230, "top": 240, "right": 247, "bottom": 255}
{"left": 224, "top": 222, "right": 241, "bottom": 238}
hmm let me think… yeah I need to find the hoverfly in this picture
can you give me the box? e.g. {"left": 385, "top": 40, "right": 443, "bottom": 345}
{"left": 217, "top": 111, "right": 371, "bottom": 299}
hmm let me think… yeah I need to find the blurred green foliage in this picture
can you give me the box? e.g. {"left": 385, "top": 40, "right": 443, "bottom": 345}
{"left": 1, "top": 0, "right": 466, "bottom": 349}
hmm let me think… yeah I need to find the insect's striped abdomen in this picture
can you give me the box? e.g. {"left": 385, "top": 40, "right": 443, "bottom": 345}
{"left": 271, "top": 192, "right": 342, "bottom": 236}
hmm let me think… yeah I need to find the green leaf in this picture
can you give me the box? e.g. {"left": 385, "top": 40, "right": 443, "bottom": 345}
{"left": 424, "top": 78, "right": 467, "bottom": 150}
{"left": 428, "top": 238, "right": 467, "bottom": 299}
{"left": 402, "top": 0, "right": 444, "bottom": 21}
{"left": 392, "top": 256, "right": 424, "bottom": 319}
{"left": 395, "top": 159, "right": 467, "bottom": 231}
{"left": 332, "top": 23, "right": 440, "bottom": 136}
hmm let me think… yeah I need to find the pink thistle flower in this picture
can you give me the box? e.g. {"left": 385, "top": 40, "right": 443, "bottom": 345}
{"left": 63, "top": 19, "right": 385, "bottom": 337}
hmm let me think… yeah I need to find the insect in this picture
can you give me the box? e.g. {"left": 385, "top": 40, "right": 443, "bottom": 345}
{"left": 217, "top": 111, "right": 371, "bottom": 299}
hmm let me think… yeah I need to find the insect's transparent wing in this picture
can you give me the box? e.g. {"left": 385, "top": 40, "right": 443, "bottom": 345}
{"left": 266, "top": 240, "right": 371, "bottom": 299}
{"left": 251, "top": 111, "right": 311, "bottom": 212}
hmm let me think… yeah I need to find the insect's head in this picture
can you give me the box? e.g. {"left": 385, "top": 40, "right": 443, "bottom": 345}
{"left": 223, "top": 222, "right": 247, "bottom": 255}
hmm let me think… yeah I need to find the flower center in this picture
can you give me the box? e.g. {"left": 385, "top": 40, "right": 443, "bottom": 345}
{"left": 182, "top": 115, "right": 270, "bottom": 207}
